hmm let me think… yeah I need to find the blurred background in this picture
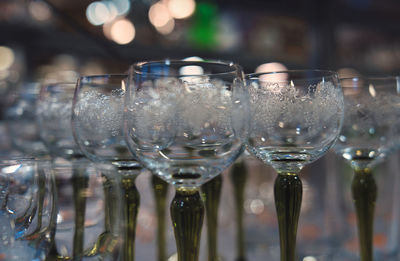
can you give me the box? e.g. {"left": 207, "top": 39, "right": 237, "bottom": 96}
{"left": 1, "top": 1, "right": 400, "bottom": 260}
{"left": 1, "top": 0, "right": 400, "bottom": 86}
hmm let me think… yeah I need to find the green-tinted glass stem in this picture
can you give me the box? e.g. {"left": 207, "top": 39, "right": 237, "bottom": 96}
{"left": 72, "top": 167, "right": 89, "bottom": 259}
{"left": 171, "top": 187, "right": 204, "bottom": 261}
{"left": 202, "top": 175, "right": 223, "bottom": 261}
{"left": 83, "top": 173, "right": 120, "bottom": 257}
{"left": 352, "top": 168, "right": 377, "bottom": 261}
{"left": 120, "top": 173, "right": 140, "bottom": 261}
{"left": 230, "top": 161, "right": 247, "bottom": 261}
{"left": 151, "top": 175, "right": 169, "bottom": 261}
{"left": 274, "top": 173, "right": 302, "bottom": 261}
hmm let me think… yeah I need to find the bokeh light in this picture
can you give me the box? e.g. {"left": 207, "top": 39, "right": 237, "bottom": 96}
{"left": 179, "top": 57, "right": 204, "bottom": 76}
{"left": 167, "top": 0, "right": 196, "bottom": 19}
{"left": 0, "top": 46, "right": 15, "bottom": 71}
{"left": 102, "top": 22, "right": 113, "bottom": 40}
{"left": 337, "top": 67, "right": 360, "bottom": 78}
{"left": 149, "top": 2, "right": 172, "bottom": 28}
{"left": 103, "top": 1, "right": 119, "bottom": 22}
{"left": 110, "top": 19, "right": 135, "bottom": 45}
{"left": 303, "top": 256, "right": 317, "bottom": 261}
{"left": 183, "top": 56, "right": 203, "bottom": 61}
{"left": 155, "top": 18, "right": 175, "bottom": 35}
{"left": 255, "top": 62, "right": 288, "bottom": 82}
{"left": 113, "top": 0, "right": 131, "bottom": 16}
{"left": 29, "top": 1, "right": 52, "bottom": 22}
{"left": 255, "top": 62, "right": 287, "bottom": 74}
{"left": 86, "top": 1, "right": 112, "bottom": 26}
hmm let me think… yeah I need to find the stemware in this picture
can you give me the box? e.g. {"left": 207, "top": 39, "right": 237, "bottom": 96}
{"left": 124, "top": 60, "right": 248, "bottom": 261}
{"left": 36, "top": 82, "right": 83, "bottom": 159}
{"left": 35, "top": 81, "right": 95, "bottom": 260}
{"left": 0, "top": 158, "right": 56, "bottom": 260}
{"left": 245, "top": 70, "right": 344, "bottom": 261}
{"left": 333, "top": 76, "right": 400, "bottom": 261}
{"left": 72, "top": 74, "right": 142, "bottom": 261}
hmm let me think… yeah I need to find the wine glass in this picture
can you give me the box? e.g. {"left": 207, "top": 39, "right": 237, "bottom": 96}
{"left": 72, "top": 74, "right": 142, "bottom": 261}
{"left": 124, "top": 60, "right": 248, "bottom": 261}
{"left": 333, "top": 76, "right": 400, "bottom": 261}
{"left": 245, "top": 70, "right": 344, "bottom": 261}
{"left": 36, "top": 82, "right": 83, "bottom": 159}
{"left": 0, "top": 158, "right": 56, "bottom": 260}
{"left": 35, "top": 81, "right": 94, "bottom": 259}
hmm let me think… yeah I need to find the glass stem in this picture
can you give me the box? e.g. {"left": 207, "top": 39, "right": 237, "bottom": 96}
{"left": 352, "top": 168, "right": 377, "bottom": 261}
{"left": 230, "top": 161, "right": 247, "bottom": 261}
{"left": 274, "top": 172, "right": 302, "bottom": 261}
{"left": 120, "top": 173, "right": 140, "bottom": 261}
{"left": 152, "top": 175, "right": 169, "bottom": 261}
{"left": 171, "top": 187, "right": 204, "bottom": 261}
{"left": 26, "top": 166, "right": 46, "bottom": 238}
{"left": 202, "top": 175, "right": 223, "bottom": 261}
{"left": 102, "top": 174, "right": 118, "bottom": 235}
{"left": 46, "top": 171, "right": 60, "bottom": 261}
{"left": 72, "top": 166, "right": 89, "bottom": 259}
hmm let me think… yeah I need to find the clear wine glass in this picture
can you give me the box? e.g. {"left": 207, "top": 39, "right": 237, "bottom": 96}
{"left": 333, "top": 76, "right": 400, "bottom": 261}
{"left": 245, "top": 70, "right": 344, "bottom": 261}
{"left": 36, "top": 82, "right": 83, "bottom": 159}
{"left": 0, "top": 158, "right": 56, "bottom": 260}
{"left": 124, "top": 60, "right": 248, "bottom": 261}
{"left": 72, "top": 74, "right": 142, "bottom": 260}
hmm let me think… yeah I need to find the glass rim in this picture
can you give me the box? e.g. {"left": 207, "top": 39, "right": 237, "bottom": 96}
{"left": 46, "top": 82, "right": 76, "bottom": 87}
{"left": 41, "top": 82, "right": 77, "bottom": 94}
{"left": 0, "top": 157, "right": 43, "bottom": 166}
{"left": 79, "top": 73, "right": 128, "bottom": 82}
{"left": 340, "top": 76, "right": 400, "bottom": 89}
{"left": 246, "top": 69, "right": 338, "bottom": 82}
{"left": 340, "top": 76, "right": 400, "bottom": 81}
{"left": 131, "top": 59, "right": 242, "bottom": 77}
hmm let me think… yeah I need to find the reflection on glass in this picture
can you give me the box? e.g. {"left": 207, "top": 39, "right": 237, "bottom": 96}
{"left": 125, "top": 60, "right": 248, "bottom": 261}
{"left": 50, "top": 159, "right": 120, "bottom": 260}
{"left": 246, "top": 70, "right": 344, "bottom": 261}
{"left": 334, "top": 77, "right": 400, "bottom": 261}
{"left": 0, "top": 158, "right": 56, "bottom": 260}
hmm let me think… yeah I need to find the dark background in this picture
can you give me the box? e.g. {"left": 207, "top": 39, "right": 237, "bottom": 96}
{"left": 1, "top": 0, "right": 400, "bottom": 83}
